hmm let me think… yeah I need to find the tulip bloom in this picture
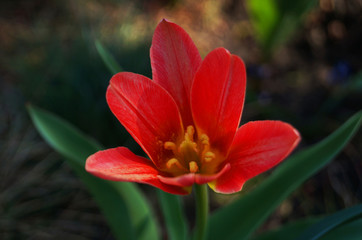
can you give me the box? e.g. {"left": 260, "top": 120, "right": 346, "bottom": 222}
{"left": 86, "top": 19, "right": 300, "bottom": 195}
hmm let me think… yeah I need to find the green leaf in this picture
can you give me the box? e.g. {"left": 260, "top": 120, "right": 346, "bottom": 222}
{"left": 207, "top": 111, "right": 362, "bottom": 240}
{"left": 67, "top": 161, "right": 136, "bottom": 240}
{"left": 27, "top": 105, "right": 101, "bottom": 166}
{"left": 27, "top": 104, "right": 159, "bottom": 240}
{"left": 295, "top": 204, "right": 362, "bottom": 240}
{"left": 252, "top": 218, "right": 320, "bottom": 240}
{"left": 253, "top": 212, "right": 362, "bottom": 240}
{"left": 95, "top": 39, "right": 122, "bottom": 74}
{"left": 157, "top": 190, "right": 188, "bottom": 240}
{"left": 246, "top": 0, "right": 318, "bottom": 55}
{"left": 320, "top": 217, "right": 362, "bottom": 240}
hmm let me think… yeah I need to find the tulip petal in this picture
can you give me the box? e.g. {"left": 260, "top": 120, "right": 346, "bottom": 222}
{"left": 107, "top": 72, "right": 183, "bottom": 167}
{"left": 191, "top": 48, "right": 246, "bottom": 155}
{"left": 86, "top": 147, "right": 190, "bottom": 195}
{"left": 158, "top": 163, "right": 230, "bottom": 187}
{"left": 151, "top": 19, "right": 202, "bottom": 127}
{"left": 210, "top": 121, "right": 300, "bottom": 194}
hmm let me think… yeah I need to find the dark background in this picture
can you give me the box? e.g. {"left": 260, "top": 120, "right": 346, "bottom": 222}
{"left": 1, "top": 0, "right": 361, "bottom": 239}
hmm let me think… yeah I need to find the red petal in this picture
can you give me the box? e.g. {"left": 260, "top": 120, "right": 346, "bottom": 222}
{"left": 86, "top": 147, "right": 190, "bottom": 195}
{"left": 107, "top": 72, "right": 183, "bottom": 167}
{"left": 151, "top": 19, "right": 202, "bottom": 127}
{"left": 191, "top": 48, "right": 246, "bottom": 155}
{"left": 210, "top": 121, "right": 301, "bottom": 194}
{"left": 158, "top": 163, "right": 230, "bottom": 187}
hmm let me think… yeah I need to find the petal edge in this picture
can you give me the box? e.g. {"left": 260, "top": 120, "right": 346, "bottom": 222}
{"left": 86, "top": 147, "right": 189, "bottom": 195}
{"left": 106, "top": 72, "right": 183, "bottom": 168}
{"left": 191, "top": 48, "right": 246, "bottom": 156}
{"left": 211, "top": 121, "right": 300, "bottom": 194}
{"left": 151, "top": 19, "right": 202, "bottom": 127}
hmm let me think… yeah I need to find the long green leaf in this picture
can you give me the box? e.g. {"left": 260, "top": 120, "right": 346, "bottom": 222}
{"left": 207, "top": 111, "right": 362, "bottom": 240}
{"left": 320, "top": 217, "right": 362, "bottom": 240}
{"left": 157, "top": 190, "right": 188, "bottom": 240}
{"left": 66, "top": 160, "right": 135, "bottom": 240}
{"left": 95, "top": 39, "right": 122, "bottom": 74}
{"left": 253, "top": 214, "right": 362, "bottom": 240}
{"left": 27, "top": 104, "right": 159, "bottom": 240}
{"left": 252, "top": 218, "right": 320, "bottom": 240}
{"left": 295, "top": 204, "right": 362, "bottom": 240}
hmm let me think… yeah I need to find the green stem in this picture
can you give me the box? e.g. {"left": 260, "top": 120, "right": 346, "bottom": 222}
{"left": 193, "top": 184, "right": 209, "bottom": 240}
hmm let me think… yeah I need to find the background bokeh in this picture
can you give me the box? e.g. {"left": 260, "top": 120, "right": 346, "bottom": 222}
{"left": 1, "top": 0, "right": 361, "bottom": 239}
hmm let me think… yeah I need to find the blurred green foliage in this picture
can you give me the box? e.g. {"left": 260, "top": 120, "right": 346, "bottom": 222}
{"left": 10, "top": 33, "right": 152, "bottom": 150}
{"left": 27, "top": 104, "right": 159, "bottom": 240}
{"left": 246, "top": 0, "right": 318, "bottom": 56}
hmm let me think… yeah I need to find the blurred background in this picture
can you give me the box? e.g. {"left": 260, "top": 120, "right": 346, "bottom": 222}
{"left": 0, "top": 0, "right": 361, "bottom": 239}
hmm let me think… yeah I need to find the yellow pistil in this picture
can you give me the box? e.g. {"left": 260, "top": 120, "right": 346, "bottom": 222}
{"left": 179, "top": 125, "right": 198, "bottom": 158}
{"left": 189, "top": 161, "right": 199, "bottom": 173}
{"left": 180, "top": 126, "right": 197, "bottom": 152}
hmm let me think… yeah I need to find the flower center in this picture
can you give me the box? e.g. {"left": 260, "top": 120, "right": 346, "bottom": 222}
{"left": 163, "top": 125, "right": 216, "bottom": 174}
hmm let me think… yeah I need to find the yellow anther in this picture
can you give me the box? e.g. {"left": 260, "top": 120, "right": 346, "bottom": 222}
{"left": 200, "top": 134, "right": 210, "bottom": 145}
{"left": 200, "top": 134, "right": 211, "bottom": 157}
{"left": 189, "top": 161, "right": 199, "bottom": 173}
{"left": 166, "top": 158, "right": 184, "bottom": 170}
{"left": 204, "top": 151, "right": 215, "bottom": 162}
{"left": 164, "top": 141, "right": 176, "bottom": 150}
{"left": 187, "top": 125, "right": 195, "bottom": 135}
{"left": 185, "top": 125, "right": 195, "bottom": 141}
{"left": 164, "top": 141, "right": 178, "bottom": 155}
{"left": 204, "top": 152, "right": 215, "bottom": 158}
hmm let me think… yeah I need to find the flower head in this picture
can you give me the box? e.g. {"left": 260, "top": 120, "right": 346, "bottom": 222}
{"left": 86, "top": 19, "right": 300, "bottom": 195}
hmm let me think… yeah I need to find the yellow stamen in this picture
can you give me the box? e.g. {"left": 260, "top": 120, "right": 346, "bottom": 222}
{"left": 185, "top": 125, "right": 195, "bottom": 141}
{"left": 200, "top": 134, "right": 209, "bottom": 145}
{"left": 180, "top": 125, "right": 198, "bottom": 155}
{"left": 163, "top": 125, "right": 218, "bottom": 175}
{"left": 200, "top": 134, "right": 210, "bottom": 156}
{"left": 164, "top": 141, "right": 177, "bottom": 155}
{"left": 189, "top": 161, "right": 199, "bottom": 173}
{"left": 166, "top": 158, "right": 184, "bottom": 170}
{"left": 204, "top": 151, "right": 215, "bottom": 162}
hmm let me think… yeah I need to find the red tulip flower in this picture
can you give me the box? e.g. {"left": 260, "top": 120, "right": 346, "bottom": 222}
{"left": 86, "top": 19, "right": 300, "bottom": 195}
